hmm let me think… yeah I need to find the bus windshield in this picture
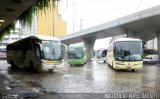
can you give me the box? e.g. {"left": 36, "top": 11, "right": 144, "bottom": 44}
{"left": 115, "top": 41, "right": 142, "bottom": 61}
{"left": 68, "top": 47, "right": 83, "bottom": 59}
{"left": 41, "top": 40, "right": 62, "bottom": 60}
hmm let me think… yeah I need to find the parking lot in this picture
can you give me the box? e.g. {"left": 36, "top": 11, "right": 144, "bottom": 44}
{"left": 0, "top": 60, "right": 160, "bottom": 98}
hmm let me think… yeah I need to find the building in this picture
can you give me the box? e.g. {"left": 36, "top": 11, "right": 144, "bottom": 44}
{"left": 36, "top": 2, "right": 66, "bottom": 38}
{"left": 0, "top": 27, "right": 27, "bottom": 51}
{"left": 145, "top": 37, "right": 157, "bottom": 50}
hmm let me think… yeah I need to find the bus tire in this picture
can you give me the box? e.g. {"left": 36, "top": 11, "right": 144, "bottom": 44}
{"left": 131, "top": 69, "right": 135, "bottom": 72}
{"left": 112, "top": 62, "right": 115, "bottom": 69}
{"left": 29, "top": 62, "right": 36, "bottom": 72}
{"left": 10, "top": 60, "right": 17, "bottom": 69}
{"left": 104, "top": 60, "right": 106, "bottom": 63}
{"left": 48, "top": 69, "right": 53, "bottom": 72}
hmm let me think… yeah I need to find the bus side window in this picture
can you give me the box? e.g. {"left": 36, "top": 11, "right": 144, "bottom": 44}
{"left": 35, "top": 43, "right": 41, "bottom": 58}
{"left": 113, "top": 45, "right": 116, "bottom": 56}
{"left": 102, "top": 50, "right": 107, "bottom": 57}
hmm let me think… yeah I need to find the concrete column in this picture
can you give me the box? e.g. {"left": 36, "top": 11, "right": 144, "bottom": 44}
{"left": 157, "top": 34, "right": 160, "bottom": 62}
{"left": 83, "top": 38, "right": 95, "bottom": 61}
{"left": 126, "top": 30, "right": 136, "bottom": 37}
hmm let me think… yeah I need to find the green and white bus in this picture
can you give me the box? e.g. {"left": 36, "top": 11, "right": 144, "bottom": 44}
{"left": 67, "top": 43, "right": 87, "bottom": 65}
{"left": 7, "top": 35, "right": 65, "bottom": 72}
{"left": 107, "top": 38, "right": 143, "bottom": 71}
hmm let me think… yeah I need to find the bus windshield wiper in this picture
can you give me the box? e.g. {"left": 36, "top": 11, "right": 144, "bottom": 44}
{"left": 52, "top": 48, "right": 55, "bottom": 60}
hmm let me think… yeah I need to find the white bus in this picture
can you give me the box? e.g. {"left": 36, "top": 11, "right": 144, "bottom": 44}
{"left": 7, "top": 35, "right": 65, "bottom": 72}
{"left": 96, "top": 49, "right": 107, "bottom": 63}
{"left": 107, "top": 38, "right": 143, "bottom": 71}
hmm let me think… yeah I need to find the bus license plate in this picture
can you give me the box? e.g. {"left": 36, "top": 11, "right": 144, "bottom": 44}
{"left": 127, "top": 66, "right": 131, "bottom": 69}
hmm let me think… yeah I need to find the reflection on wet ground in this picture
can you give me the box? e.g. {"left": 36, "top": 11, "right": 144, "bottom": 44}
{"left": 3, "top": 60, "right": 160, "bottom": 94}
{"left": 0, "top": 60, "right": 160, "bottom": 99}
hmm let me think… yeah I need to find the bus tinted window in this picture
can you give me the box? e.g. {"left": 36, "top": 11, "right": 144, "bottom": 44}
{"left": 41, "top": 41, "right": 62, "bottom": 60}
{"left": 68, "top": 47, "right": 83, "bottom": 59}
{"left": 115, "top": 41, "right": 142, "bottom": 61}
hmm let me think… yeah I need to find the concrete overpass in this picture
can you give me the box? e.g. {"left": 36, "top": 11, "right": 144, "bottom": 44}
{"left": 60, "top": 5, "right": 160, "bottom": 60}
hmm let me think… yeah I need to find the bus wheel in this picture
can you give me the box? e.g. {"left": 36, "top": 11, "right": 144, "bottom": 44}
{"left": 131, "top": 69, "right": 135, "bottom": 72}
{"left": 104, "top": 60, "right": 106, "bottom": 63}
{"left": 112, "top": 62, "right": 115, "bottom": 69}
{"left": 10, "top": 60, "right": 17, "bottom": 69}
{"left": 29, "top": 62, "right": 36, "bottom": 72}
{"left": 48, "top": 69, "right": 53, "bottom": 72}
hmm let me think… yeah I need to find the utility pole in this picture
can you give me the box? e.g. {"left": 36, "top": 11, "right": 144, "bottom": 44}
{"left": 52, "top": 0, "right": 55, "bottom": 37}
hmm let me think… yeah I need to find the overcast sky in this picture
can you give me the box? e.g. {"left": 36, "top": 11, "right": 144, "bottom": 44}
{"left": 59, "top": 0, "right": 160, "bottom": 50}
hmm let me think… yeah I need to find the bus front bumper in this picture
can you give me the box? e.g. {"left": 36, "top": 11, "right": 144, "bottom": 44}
{"left": 68, "top": 59, "right": 86, "bottom": 65}
{"left": 42, "top": 60, "right": 62, "bottom": 71}
{"left": 114, "top": 64, "right": 143, "bottom": 70}
{"left": 42, "top": 64, "right": 57, "bottom": 70}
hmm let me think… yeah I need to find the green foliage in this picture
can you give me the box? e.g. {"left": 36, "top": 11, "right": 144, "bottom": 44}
{"left": 0, "top": 0, "right": 60, "bottom": 39}
{"left": 0, "top": 21, "right": 15, "bottom": 40}
{"left": 18, "top": 5, "right": 35, "bottom": 27}
{"left": 36, "top": 0, "right": 51, "bottom": 11}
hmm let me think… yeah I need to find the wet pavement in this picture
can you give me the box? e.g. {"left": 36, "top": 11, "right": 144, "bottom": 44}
{"left": 0, "top": 60, "right": 160, "bottom": 98}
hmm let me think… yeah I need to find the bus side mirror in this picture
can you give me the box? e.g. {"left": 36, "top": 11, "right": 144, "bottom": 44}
{"left": 35, "top": 42, "right": 42, "bottom": 51}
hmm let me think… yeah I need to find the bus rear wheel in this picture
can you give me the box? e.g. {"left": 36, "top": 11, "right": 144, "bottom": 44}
{"left": 131, "top": 69, "right": 135, "bottom": 72}
{"left": 29, "top": 62, "right": 36, "bottom": 72}
{"left": 48, "top": 69, "right": 53, "bottom": 72}
{"left": 10, "top": 60, "right": 17, "bottom": 69}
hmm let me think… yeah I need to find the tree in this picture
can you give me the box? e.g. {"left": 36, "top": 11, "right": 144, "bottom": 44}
{"left": 0, "top": 0, "right": 60, "bottom": 40}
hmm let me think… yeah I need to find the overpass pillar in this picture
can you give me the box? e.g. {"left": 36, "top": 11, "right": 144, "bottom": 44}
{"left": 83, "top": 38, "right": 96, "bottom": 61}
{"left": 126, "top": 30, "right": 136, "bottom": 37}
{"left": 157, "top": 34, "right": 160, "bottom": 62}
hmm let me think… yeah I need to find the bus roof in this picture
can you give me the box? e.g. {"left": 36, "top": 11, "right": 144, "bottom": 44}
{"left": 7, "top": 35, "right": 60, "bottom": 46}
{"left": 69, "top": 43, "right": 85, "bottom": 48}
{"left": 115, "top": 38, "right": 142, "bottom": 42}
{"left": 97, "top": 48, "right": 107, "bottom": 51}
{"left": 30, "top": 35, "right": 60, "bottom": 41}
